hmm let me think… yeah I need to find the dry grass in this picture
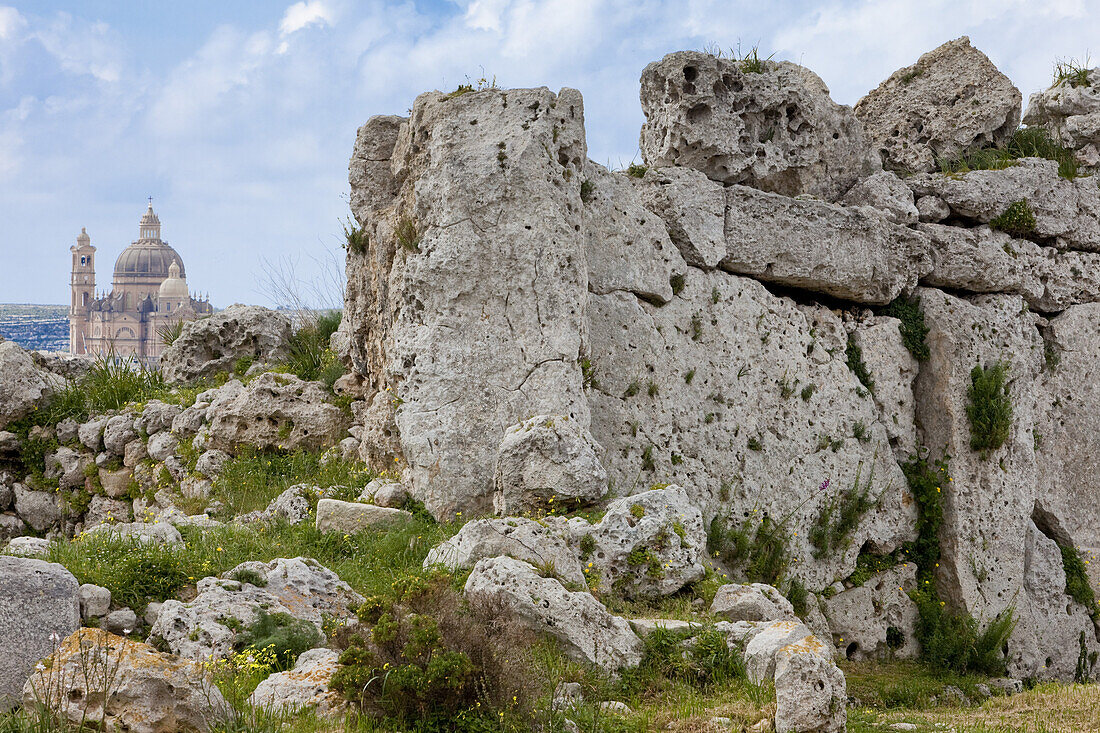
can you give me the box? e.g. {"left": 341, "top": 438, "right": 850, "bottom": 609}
{"left": 851, "top": 682, "right": 1100, "bottom": 732}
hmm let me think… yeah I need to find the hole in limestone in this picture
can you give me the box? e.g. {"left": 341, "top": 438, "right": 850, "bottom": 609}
{"left": 845, "top": 642, "right": 858, "bottom": 659}
{"left": 683, "top": 65, "right": 698, "bottom": 82}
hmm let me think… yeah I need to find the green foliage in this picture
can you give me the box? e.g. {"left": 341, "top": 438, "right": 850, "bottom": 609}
{"left": 809, "top": 463, "right": 878, "bottom": 559}
{"left": 736, "top": 45, "right": 772, "bottom": 74}
{"left": 234, "top": 610, "right": 321, "bottom": 671}
{"left": 211, "top": 447, "right": 375, "bottom": 517}
{"left": 669, "top": 273, "right": 685, "bottom": 295}
{"left": 342, "top": 218, "right": 369, "bottom": 254}
{"left": 331, "top": 574, "right": 537, "bottom": 731}
{"left": 282, "top": 310, "right": 344, "bottom": 390}
{"left": 800, "top": 384, "right": 815, "bottom": 401}
{"left": 626, "top": 163, "right": 648, "bottom": 178}
{"left": 881, "top": 296, "right": 930, "bottom": 362}
{"left": 785, "top": 578, "right": 809, "bottom": 617}
{"left": 966, "top": 362, "right": 1013, "bottom": 458}
{"left": 900, "top": 453, "right": 947, "bottom": 580}
{"left": 938, "top": 127, "right": 1078, "bottom": 180}
{"left": 156, "top": 319, "right": 186, "bottom": 347}
{"left": 847, "top": 550, "right": 902, "bottom": 587}
{"left": 580, "top": 179, "right": 595, "bottom": 203}
{"left": 233, "top": 355, "right": 254, "bottom": 376}
{"left": 747, "top": 436, "right": 763, "bottom": 452}
{"left": 708, "top": 512, "right": 788, "bottom": 585}
{"left": 1054, "top": 56, "right": 1092, "bottom": 88}
{"left": 579, "top": 357, "right": 598, "bottom": 390}
{"left": 912, "top": 589, "right": 1015, "bottom": 676}
{"left": 1060, "top": 543, "right": 1098, "bottom": 617}
{"left": 842, "top": 659, "right": 998, "bottom": 710}
{"left": 394, "top": 215, "right": 421, "bottom": 252}
{"left": 229, "top": 568, "right": 268, "bottom": 587}
{"left": 990, "top": 200, "right": 1039, "bottom": 238}
{"left": 625, "top": 626, "right": 744, "bottom": 690}
{"left": 845, "top": 335, "right": 875, "bottom": 394}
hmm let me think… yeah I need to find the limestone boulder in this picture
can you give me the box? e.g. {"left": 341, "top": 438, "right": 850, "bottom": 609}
{"left": 134, "top": 400, "right": 181, "bottom": 436}
{"left": 711, "top": 583, "right": 795, "bottom": 623}
{"left": 160, "top": 304, "right": 291, "bottom": 384}
{"left": 21, "top": 629, "right": 229, "bottom": 732}
{"left": 314, "top": 499, "right": 411, "bottom": 534}
{"left": 79, "top": 583, "right": 112, "bottom": 620}
{"left": 464, "top": 556, "right": 643, "bottom": 671}
{"left": 773, "top": 636, "right": 847, "bottom": 733}
{"left": 0, "top": 341, "right": 64, "bottom": 430}
{"left": 4, "top": 536, "right": 49, "bottom": 557}
{"left": 99, "top": 466, "right": 134, "bottom": 499}
{"left": 424, "top": 517, "right": 587, "bottom": 587}
{"left": 0, "top": 557, "right": 80, "bottom": 710}
{"left": 78, "top": 416, "right": 108, "bottom": 452}
{"left": 1023, "top": 68, "right": 1100, "bottom": 168}
{"left": 639, "top": 50, "right": 879, "bottom": 201}
{"left": 849, "top": 315, "right": 920, "bottom": 460}
{"left": 0, "top": 515, "right": 24, "bottom": 542}
{"left": 906, "top": 158, "right": 1100, "bottom": 252}
{"left": 84, "top": 496, "right": 132, "bottom": 527}
{"left": 824, "top": 562, "right": 919, "bottom": 661}
{"left": 249, "top": 647, "right": 345, "bottom": 716}
{"left": 45, "top": 447, "right": 89, "bottom": 491}
{"left": 205, "top": 372, "right": 348, "bottom": 452}
{"left": 581, "top": 162, "right": 686, "bottom": 303}
{"left": 221, "top": 557, "right": 365, "bottom": 627}
{"left": 358, "top": 478, "right": 408, "bottom": 509}
{"left": 855, "top": 36, "right": 1021, "bottom": 173}
{"left": 494, "top": 415, "right": 609, "bottom": 514}
{"left": 146, "top": 431, "right": 178, "bottom": 462}
{"left": 82, "top": 522, "right": 183, "bottom": 545}
{"left": 194, "top": 449, "right": 230, "bottom": 479}
{"left": 581, "top": 485, "right": 705, "bottom": 599}
{"left": 840, "top": 170, "right": 919, "bottom": 225}
{"left": 343, "top": 86, "right": 591, "bottom": 518}
{"left": 348, "top": 114, "right": 405, "bottom": 220}
{"left": 102, "top": 415, "right": 136, "bottom": 456}
{"left": 14, "top": 484, "right": 62, "bottom": 533}
{"left": 264, "top": 484, "right": 320, "bottom": 524}
{"left": 719, "top": 184, "right": 931, "bottom": 304}
{"left": 636, "top": 166, "right": 726, "bottom": 269}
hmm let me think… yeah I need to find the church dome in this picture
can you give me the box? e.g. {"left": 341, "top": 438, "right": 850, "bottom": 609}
{"left": 158, "top": 260, "right": 189, "bottom": 300}
{"left": 114, "top": 241, "right": 186, "bottom": 278}
{"left": 113, "top": 202, "right": 185, "bottom": 279}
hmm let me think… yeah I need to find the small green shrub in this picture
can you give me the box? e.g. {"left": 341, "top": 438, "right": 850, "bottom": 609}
{"left": 234, "top": 610, "right": 321, "bottom": 671}
{"left": 966, "top": 362, "right": 1013, "bottom": 458}
{"left": 785, "top": 578, "right": 809, "bottom": 617}
{"left": 395, "top": 215, "right": 421, "bottom": 252}
{"left": 111, "top": 545, "right": 189, "bottom": 612}
{"left": 990, "top": 200, "right": 1038, "bottom": 238}
{"left": 845, "top": 335, "right": 875, "bottom": 394}
{"left": 670, "top": 273, "right": 685, "bottom": 295}
{"left": 628, "top": 625, "right": 743, "bottom": 689}
{"left": 232, "top": 355, "right": 254, "bottom": 375}
{"left": 156, "top": 319, "right": 186, "bottom": 347}
{"left": 626, "top": 163, "right": 648, "bottom": 178}
{"left": 342, "top": 217, "right": 369, "bottom": 254}
{"left": 737, "top": 45, "right": 772, "bottom": 74}
{"left": 282, "top": 310, "right": 344, "bottom": 390}
{"left": 881, "top": 296, "right": 930, "bottom": 362}
{"left": 901, "top": 453, "right": 948, "bottom": 579}
{"left": 1060, "top": 543, "right": 1098, "bottom": 618}
{"left": 747, "top": 436, "right": 763, "bottom": 452}
{"left": 708, "top": 512, "right": 788, "bottom": 585}
{"left": 912, "top": 590, "right": 1015, "bottom": 675}
{"left": 580, "top": 179, "right": 595, "bottom": 202}
{"left": 1054, "top": 56, "right": 1092, "bottom": 88}
{"left": 809, "top": 463, "right": 878, "bottom": 559}
{"left": 938, "top": 127, "right": 1078, "bottom": 180}
{"left": 229, "top": 568, "right": 268, "bottom": 587}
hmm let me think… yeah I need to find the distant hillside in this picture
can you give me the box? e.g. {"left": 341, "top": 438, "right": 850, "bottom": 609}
{"left": 0, "top": 304, "right": 69, "bottom": 352}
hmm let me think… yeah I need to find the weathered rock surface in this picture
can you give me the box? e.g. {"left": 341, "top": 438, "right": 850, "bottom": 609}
{"left": 840, "top": 170, "right": 920, "bottom": 225}
{"left": 341, "top": 85, "right": 591, "bottom": 518}
{"left": 0, "top": 341, "right": 64, "bottom": 430}
{"left": 22, "top": 629, "right": 229, "bottom": 732}
{"left": 773, "top": 636, "right": 846, "bottom": 733}
{"left": 249, "top": 647, "right": 345, "bottom": 716}
{"left": 711, "top": 583, "right": 795, "bottom": 623}
{"left": 719, "top": 184, "right": 931, "bottom": 304}
{"left": 358, "top": 477, "right": 407, "bottom": 508}
{"left": 824, "top": 562, "right": 919, "bottom": 660}
{"left": 424, "top": 517, "right": 587, "bottom": 587}
{"left": 494, "top": 415, "right": 608, "bottom": 514}
{"left": 906, "top": 158, "right": 1100, "bottom": 252}
{"left": 855, "top": 37, "right": 1021, "bottom": 173}
{"left": 579, "top": 485, "right": 706, "bottom": 599}
{"left": 639, "top": 51, "right": 879, "bottom": 201}
{"left": 160, "top": 304, "right": 291, "bottom": 384}
{"left": 14, "top": 485, "right": 62, "bottom": 533}
{"left": 1024, "top": 69, "right": 1100, "bottom": 168}
{"left": 204, "top": 373, "right": 348, "bottom": 452}
{"left": 79, "top": 583, "right": 112, "bottom": 619}
{"left": 464, "top": 556, "right": 643, "bottom": 670}
{"left": 0, "top": 557, "right": 80, "bottom": 710}
{"left": 82, "top": 522, "right": 183, "bottom": 545}
{"left": 314, "top": 499, "right": 411, "bottom": 534}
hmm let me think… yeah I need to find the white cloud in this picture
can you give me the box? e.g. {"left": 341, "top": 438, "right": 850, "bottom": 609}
{"left": 462, "top": 0, "right": 510, "bottom": 32}
{"left": 280, "top": 1, "right": 333, "bottom": 36}
{"left": 0, "top": 6, "right": 25, "bottom": 41}
{"left": 31, "top": 13, "right": 123, "bottom": 83}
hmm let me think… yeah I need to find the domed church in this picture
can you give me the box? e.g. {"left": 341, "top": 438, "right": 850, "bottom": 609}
{"left": 68, "top": 202, "right": 213, "bottom": 364}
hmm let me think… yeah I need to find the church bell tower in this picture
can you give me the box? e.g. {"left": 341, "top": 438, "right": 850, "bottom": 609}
{"left": 69, "top": 227, "right": 96, "bottom": 355}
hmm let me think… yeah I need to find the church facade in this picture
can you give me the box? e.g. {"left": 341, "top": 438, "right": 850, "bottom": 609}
{"left": 68, "top": 203, "right": 213, "bottom": 364}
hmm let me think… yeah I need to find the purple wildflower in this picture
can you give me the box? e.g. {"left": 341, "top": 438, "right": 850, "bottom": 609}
{"left": 819, "top": 478, "right": 830, "bottom": 491}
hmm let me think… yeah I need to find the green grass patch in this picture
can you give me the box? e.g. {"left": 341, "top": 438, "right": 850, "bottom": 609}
{"left": 846, "top": 335, "right": 875, "bottom": 394}
{"left": 708, "top": 512, "right": 788, "bottom": 586}
{"left": 843, "top": 659, "right": 994, "bottom": 710}
{"left": 881, "top": 296, "right": 930, "bottom": 362}
{"left": 809, "top": 462, "right": 878, "bottom": 559}
{"left": 990, "top": 200, "right": 1039, "bottom": 239}
{"left": 938, "top": 127, "right": 1078, "bottom": 180}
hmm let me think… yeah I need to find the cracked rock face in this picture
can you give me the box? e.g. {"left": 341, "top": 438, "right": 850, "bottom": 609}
{"left": 639, "top": 51, "right": 879, "bottom": 201}
{"left": 342, "top": 86, "right": 591, "bottom": 517}
{"left": 1024, "top": 68, "right": 1100, "bottom": 169}
{"left": 0, "top": 341, "right": 65, "bottom": 431}
{"left": 855, "top": 36, "right": 1021, "bottom": 173}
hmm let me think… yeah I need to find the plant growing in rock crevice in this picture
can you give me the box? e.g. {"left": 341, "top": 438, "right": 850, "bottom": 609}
{"left": 1060, "top": 542, "right": 1099, "bottom": 621}
{"left": 809, "top": 462, "right": 879, "bottom": 559}
{"left": 990, "top": 200, "right": 1038, "bottom": 239}
{"left": 394, "top": 215, "right": 421, "bottom": 252}
{"left": 966, "top": 361, "right": 1013, "bottom": 459}
{"left": 881, "top": 296, "right": 930, "bottom": 362}
{"left": 845, "top": 335, "right": 875, "bottom": 394}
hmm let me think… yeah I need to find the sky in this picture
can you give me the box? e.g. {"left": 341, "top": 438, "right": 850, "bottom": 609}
{"left": 1, "top": 0, "right": 1098, "bottom": 307}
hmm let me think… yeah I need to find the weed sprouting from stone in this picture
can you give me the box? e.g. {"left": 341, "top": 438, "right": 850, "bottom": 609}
{"left": 881, "top": 296, "right": 930, "bottom": 362}
{"left": 967, "top": 361, "right": 1013, "bottom": 458}
{"left": 990, "top": 200, "right": 1038, "bottom": 239}
{"left": 845, "top": 335, "right": 876, "bottom": 393}
{"left": 395, "top": 215, "right": 421, "bottom": 252}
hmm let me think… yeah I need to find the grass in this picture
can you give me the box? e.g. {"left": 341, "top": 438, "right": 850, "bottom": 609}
{"left": 843, "top": 659, "right": 995, "bottom": 711}
{"left": 881, "top": 296, "right": 930, "bottom": 362}
{"left": 1054, "top": 56, "right": 1092, "bottom": 88}
{"left": 845, "top": 335, "right": 875, "bottom": 394}
{"left": 155, "top": 319, "right": 186, "bottom": 347}
{"left": 809, "top": 462, "right": 878, "bottom": 559}
{"left": 708, "top": 512, "right": 788, "bottom": 586}
{"left": 938, "top": 127, "right": 1079, "bottom": 181}
{"left": 966, "top": 362, "right": 1013, "bottom": 458}
{"left": 210, "top": 448, "right": 377, "bottom": 517}
{"left": 394, "top": 215, "right": 420, "bottom": 252}
{"left": 343, "top": 218, "right": 369, "bottom": 254}
{"left": 281, "top": 310, "right": 344, "bottom": 391}
{"left": 1060, "top": 542, "right": 1098, "bottom": 619}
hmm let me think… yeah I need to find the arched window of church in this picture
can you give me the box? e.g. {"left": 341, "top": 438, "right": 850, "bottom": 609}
{"left": 166, "top": 302, "right": 171, "bottom": 312}
{"left": 82, "top": 292, "right": 88, "bottom": 307}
